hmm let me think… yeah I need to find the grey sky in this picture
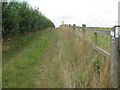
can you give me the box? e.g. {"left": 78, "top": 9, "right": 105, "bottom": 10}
{"left": 25, "top": 0, "right": 119, "bottom": 27}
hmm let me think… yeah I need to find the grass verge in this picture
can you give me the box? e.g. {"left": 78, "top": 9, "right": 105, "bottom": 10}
{"left": 59, "top": 25, "right": 110, "bottom": 88}
{"left": 3, "top": 28, "right": 53, "bottom": 88}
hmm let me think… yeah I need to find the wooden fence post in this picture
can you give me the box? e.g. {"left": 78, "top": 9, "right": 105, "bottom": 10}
{"left": 110, "top": 26, "right": 120, "bottom": 88}
{"left": 82, "top": 24, "right": 86, "bottom": 40}
{"left": 118, "top": 35, "right": 120, "bottom": 89}
{"left": 118, "top": 2, "right": 120, "bottom": 88}
{"left": 110, "top": 2, "right": 120, "bottom": 88}
{"left": 94, "top": 33, "right": 97, "bottom": 45}
{"left": 73, "top": 24, "right": 76, "bottom": 33}
{"left": 0, "top": 2, "right": 1, "bottom": 90}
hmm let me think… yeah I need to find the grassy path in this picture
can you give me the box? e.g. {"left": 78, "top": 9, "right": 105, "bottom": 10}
{"left": 35, "top": 29, "right": 64, "bottom": 88}
{"left": 3, "top": 28, "right": 60, "bottom": 88}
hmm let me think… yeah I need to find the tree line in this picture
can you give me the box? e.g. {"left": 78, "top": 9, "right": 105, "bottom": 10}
{"left": 2, "top": 1, "right": 55, "bottom": 38}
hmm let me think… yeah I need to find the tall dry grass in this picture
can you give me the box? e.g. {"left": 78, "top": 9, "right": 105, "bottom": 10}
{"left": 58, "top": 25, "right": 110, "bottom": 88}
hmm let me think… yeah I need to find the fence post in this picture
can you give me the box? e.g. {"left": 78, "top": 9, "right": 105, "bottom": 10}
{"left": 110, "top": 26, "right": 120, "bottom": 88}
{"left": 110, "top": 2, "right": 120, "bottom": 88}
{"left": 0, "top": 2, "right": 2, "bottom": 90}
{"left": 94, "top": 33, "right": 97, "bottom": 45}
{"left": 82, "top": 24, "right": 86, "bottom": 40}
{"left": 118, "top": 34, "right": 120, "bottom": 89}
{"left": 73, "top": 24, "right": 76, "bottom": 34}
{"left": 118, "top": 2, "right": 120, "bottom": 88}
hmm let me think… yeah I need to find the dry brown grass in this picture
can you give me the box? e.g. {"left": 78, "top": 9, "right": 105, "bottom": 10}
{"left": 58, "top": 25, "right": 110, "bottom": 88}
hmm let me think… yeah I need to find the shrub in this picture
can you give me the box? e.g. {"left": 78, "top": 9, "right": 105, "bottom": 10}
{"left": 2, "top": 1, "right": 55, "bottom": 37}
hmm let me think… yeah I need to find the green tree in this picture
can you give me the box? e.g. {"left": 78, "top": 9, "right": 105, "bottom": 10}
{"left": 2, "top": 1, "right": 55, "bottom": 38}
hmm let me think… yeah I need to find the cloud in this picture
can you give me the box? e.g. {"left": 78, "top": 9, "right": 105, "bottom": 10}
{"left": 26, "top": 0, "right": 119, "bottom": 27}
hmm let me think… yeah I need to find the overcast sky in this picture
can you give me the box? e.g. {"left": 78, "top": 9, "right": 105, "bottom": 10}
{"left": 24, "top": 0, "right": 119, "bottom": 27}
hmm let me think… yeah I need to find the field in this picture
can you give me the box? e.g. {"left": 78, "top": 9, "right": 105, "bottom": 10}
{"left": 2, "top": 26, "right": 111, "bottom": 88}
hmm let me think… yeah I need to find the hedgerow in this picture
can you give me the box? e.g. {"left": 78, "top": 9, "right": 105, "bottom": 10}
{"left": 2, "top": 1, "right": 55, "bottom": 37}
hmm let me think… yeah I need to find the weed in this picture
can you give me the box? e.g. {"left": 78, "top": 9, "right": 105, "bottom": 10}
{"left": 93, "top": 60, "right": 102, "bottom": 74}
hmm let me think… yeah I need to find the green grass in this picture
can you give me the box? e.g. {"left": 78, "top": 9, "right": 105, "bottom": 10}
{"left": 3, "top": 29, "right": 53, "bottom": 88}
{"left": 78, "top": 27, "right": 111, "bottom": 52}
{"left": 3, "top": 30, "right": 43, "bottom": 64}
{"left": 94, "top": 27, "right": 112, "bottom": 30}
{"left": 2, "top": 26, "right": 111, "bottom": 88}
